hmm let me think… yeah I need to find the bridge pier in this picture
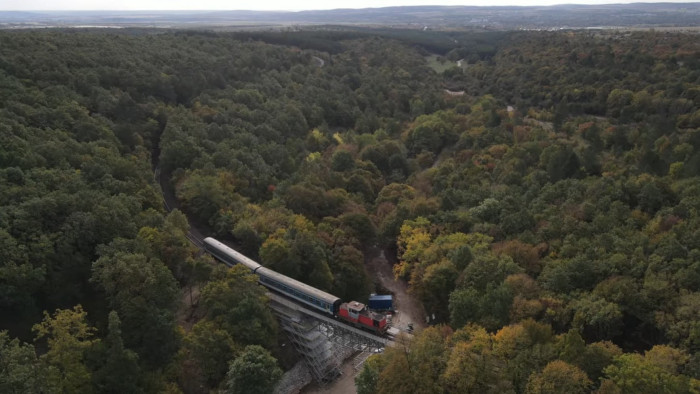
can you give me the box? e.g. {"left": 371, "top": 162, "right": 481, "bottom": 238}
{"left": 267, "top": 292, "right": 389, "bottom": 383}
{"left": 270, "top": 295, "right": 342, "bottom": 382}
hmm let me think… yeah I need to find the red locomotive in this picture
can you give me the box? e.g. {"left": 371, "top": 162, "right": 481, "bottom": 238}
{"left": 338, "top": 301, "right": 388, "bottom": 334}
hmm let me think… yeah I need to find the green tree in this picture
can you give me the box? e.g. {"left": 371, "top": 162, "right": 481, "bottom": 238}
{"left": 200, "top": 265, "right": 278, "bottom": 347}
{"left": 259, "top": 225, "right": 334, "bottom": 292}
{"left": 492, "top": 321, "right": 558, "bottom": 392}
{"left": 581, "top": 341, "right": 623, "bottom": 383}
{"left": 375, "top": 343, "right": 416, "bottom": 394}
{"left": 449, "top": 287, "right": 481, "bottom": 329}
{"left": 331, "top": 149, "right": 355, "bottom": 172}
{"left": 91, "top": 251, "right": 180, "bottom": 368}
{"left": 539, "top": 144, "right": 581, "bottom": 182}
{"left": 259, "top": 232, "right": 299, "bottom": 279}
{"left": 32, "top": 305, "right": 97, "bottom": 394}
{"left": 459, "top": 253, "right": 522, "bottom": 292}
{"left": 0, "top": 331, "right": 47, "bottom": 394}
{"left": 556, "top": 329, "right": 586, "bottom": 367}
{"left": 175, "top": 169, "right": 246, "bottom": 227}
{"left": 0, "top": 229, "right": 45, "bottom": 311}
{"left": 181, "top": 320, "right": 238, "bottom": 388}
{"left": 571, "top": 294, "right": 624, "bottom": 341}
{"left": 449, "top": 283, "right": 515, "bottom": 331}
{"left": 355, "top": 354, "right": 386, "bottom": 394}
{"left": 142, "top": 209, "right": 194, "bottom": 282}
{"left": 417, "top": 260, "right": 459, "bottom": 322}
{"left": 377, "top": 328, "right": 450, "bottom": 394}
{"left": 181, "top": 255, "right": 213, "bottom": 308}
{"left": 407, "top": 326, "right": 450, "bottom": 393}
{"left": 606, "top": 89, "right": 634, "bottom": 118}
{"left": 442, "top": 334, "right": 514, "bottom": 393}
{"left": 339, "top": 212, "right": 377, "bottom": 249}
{"left": 659, "top": 291, "right": 700, "bottom": 353}
{"left": 405, "top": 111, "right": 462, "bottom": 155}
{"left": 525, "top": 360, "right": 592, "bottom": 394}
{"left": 91, "top": 311, "right": 143, "bottom": 394}
{"left": 602, "top": 346, "right": 696, "bottom": 394}
{"left": 330, "top": 245, "right": 371, "bottom": 302}
{"left": 224, "top": 345, "right": 282, "bottom": 394}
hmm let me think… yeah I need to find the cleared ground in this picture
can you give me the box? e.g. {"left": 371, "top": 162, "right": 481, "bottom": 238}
{"left": 300, "top": 249, "right": 427, "bottom": 394}
{"left": 425, "top": 54, "right": 456, "bottom": 73}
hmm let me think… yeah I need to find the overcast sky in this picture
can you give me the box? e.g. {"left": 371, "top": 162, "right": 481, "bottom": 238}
{"left": 1, "top": 0, "right": 696, "bottom": 11}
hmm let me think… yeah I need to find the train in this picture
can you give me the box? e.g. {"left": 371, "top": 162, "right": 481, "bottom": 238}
{"left": 203, "top": 237, "right": 388, "bottom": 334}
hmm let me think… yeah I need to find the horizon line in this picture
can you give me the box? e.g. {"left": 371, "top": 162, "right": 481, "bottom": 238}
{"left": 3, "top": 2, "right": 699, "bottom": 13}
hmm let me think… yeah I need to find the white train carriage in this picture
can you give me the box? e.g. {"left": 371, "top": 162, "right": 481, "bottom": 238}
{"left": 203, "top": 237, "right": 261, "bottom": 271}
{"left": 203, "top": 237, "right": 341, "bottom": 315}
{"left": 255, "top": 266, "right": 341, "bottom": 315}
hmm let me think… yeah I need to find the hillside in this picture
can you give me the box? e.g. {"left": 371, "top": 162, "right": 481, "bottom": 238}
{"left": 2, "top": 3, "right": 700, "bottom": 29}
{"left": 0, "top": 27, "right": 699, "bottom": 393}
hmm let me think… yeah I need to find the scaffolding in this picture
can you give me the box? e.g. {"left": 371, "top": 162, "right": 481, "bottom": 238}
{"left": 269, "top": 295, "right": 342, "bottom": 382}
{"left": 267, "top": 292, "right": 389, "bottom": 383}
{"left": 353, "top": 351, "right": 374, "bottom": 371}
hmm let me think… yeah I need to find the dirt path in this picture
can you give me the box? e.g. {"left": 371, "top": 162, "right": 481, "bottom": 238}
{"left": 367, "top": 249, "right": 427, "bottom": 332}
{"left": 312, "top": 56, "right": 325, "bottom": 67}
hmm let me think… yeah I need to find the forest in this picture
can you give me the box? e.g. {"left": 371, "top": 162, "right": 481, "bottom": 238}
{"left": 0, "top": 27, "right": 699, "bottom": 393}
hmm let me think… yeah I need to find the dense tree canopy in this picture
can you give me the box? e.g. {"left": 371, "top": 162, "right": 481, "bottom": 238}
{"left": 0, "top": 26, "right": 698, "bottom": 393}
{"left": 224, "top": 345, "right": 283, "bottom": 394}
{"left": 354, "top": 28, "right": 700, "bottom": 394}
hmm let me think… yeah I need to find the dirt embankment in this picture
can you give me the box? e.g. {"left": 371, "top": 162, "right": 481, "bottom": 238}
{"left": 366, "top": 249, "right": 427, "bottom": 332}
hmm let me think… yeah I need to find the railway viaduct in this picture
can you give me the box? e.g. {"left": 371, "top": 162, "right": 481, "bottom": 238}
{"left": 156, "top": 166, "right": 393, "bottom": 383}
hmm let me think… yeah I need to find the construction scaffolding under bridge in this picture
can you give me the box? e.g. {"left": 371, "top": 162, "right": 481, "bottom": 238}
{"left": 156, "top": 166, "right": 395, "bottom": 384}
{"left": 267, "top": 292, "right": 390, "bottom": 383}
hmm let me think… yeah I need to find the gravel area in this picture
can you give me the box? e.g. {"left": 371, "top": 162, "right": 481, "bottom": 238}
{"left": 367, "top": 249, "right": 427, "bottom": 332}
{"left": 275, "top": 361, "right": 313, "bottom": 394}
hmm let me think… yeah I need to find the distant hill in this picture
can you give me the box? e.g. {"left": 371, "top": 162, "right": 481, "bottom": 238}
{"left": 1, "top": 3, "right": 700, "bottom": 29}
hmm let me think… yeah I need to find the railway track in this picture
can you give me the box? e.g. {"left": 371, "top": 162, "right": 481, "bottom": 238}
{"left": 154, "top": 165, "right": 398, "bottom": 343}
{"left": 154, "top": 165, "right": 205, "bottom": 248}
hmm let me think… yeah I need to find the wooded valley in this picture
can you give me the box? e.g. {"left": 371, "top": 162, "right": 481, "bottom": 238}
{"left": 1, "top": 27, "right": 699, "bottom": 393}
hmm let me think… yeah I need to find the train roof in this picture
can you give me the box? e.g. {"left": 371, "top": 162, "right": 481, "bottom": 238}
{"left": 203, "top": 237, "right": 261, "bottom": 270}
{"left": 369, "top": 295, "right": 393, "bottom": 301}
{"left": 343, "top": 301, "right": 366, "bottom": 311}
{"left": 255, "top": 266, "right": 341, "bottom": 304}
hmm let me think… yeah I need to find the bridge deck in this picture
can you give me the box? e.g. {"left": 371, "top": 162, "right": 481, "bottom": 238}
{"left": 267, "top": 292, "right": 390, "bottom": 347}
